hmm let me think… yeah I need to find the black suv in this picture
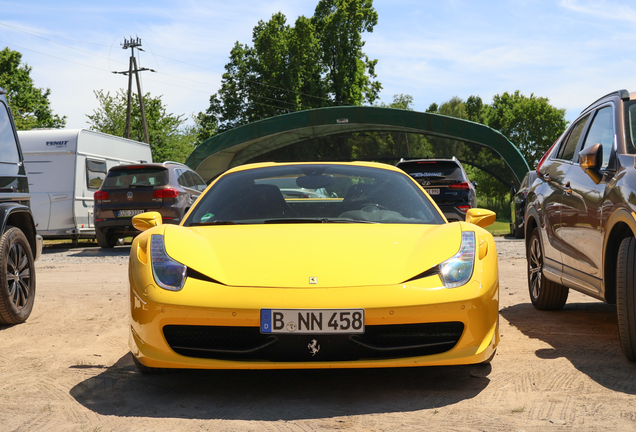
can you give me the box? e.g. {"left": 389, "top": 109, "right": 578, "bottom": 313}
{"left": 509, "top": 170, "right": 537, "bottom": 239}
{"left": 525, "top": 89, "right": 636, "bottom": 361}
{"left": 396, "top": 157, "right": 477, "bottom": 221}
{"left": 93, "top": 161, "right": 207, "bottom": 248}
{"left": 0, "top": 87, "right": 42, "bottom": 325}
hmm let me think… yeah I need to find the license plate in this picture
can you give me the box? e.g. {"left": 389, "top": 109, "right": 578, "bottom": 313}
{"left": 117, "top": 209, "right": 145, "bottom": 217}
{"left": 260, "top": 309, "right": 365, "bottom": 334}
{"left": 426, "top": 188, "right": 440, "bottom": 195}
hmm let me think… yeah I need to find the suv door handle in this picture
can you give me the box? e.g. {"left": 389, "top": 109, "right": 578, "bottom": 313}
{"left": 564, "top": 181, "right": 572, "bottom": 196}
{"left": 543, "top": 172, "right": 551, "bottom": 182}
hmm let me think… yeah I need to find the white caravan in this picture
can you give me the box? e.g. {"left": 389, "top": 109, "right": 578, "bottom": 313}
{"left": 18, "top": 129, "right": 152, "bottom": 241}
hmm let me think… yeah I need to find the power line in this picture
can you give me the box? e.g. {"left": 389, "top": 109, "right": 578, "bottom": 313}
{"left": 0, "top": 40, "right": 110, "bottom": 73}
{"left": 0, "top": 23, "right": 349, "bottom": 108}
{"left": 0, "top": 22, "right": 111, "bottom": 47}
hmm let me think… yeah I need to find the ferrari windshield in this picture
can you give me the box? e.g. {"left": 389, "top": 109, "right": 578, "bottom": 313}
{"left": 185, "top": 164, "right": 445, "bottom": 225}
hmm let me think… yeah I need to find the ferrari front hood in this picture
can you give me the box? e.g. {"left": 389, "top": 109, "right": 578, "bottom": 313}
{"left": 163, "top": 222, "right": 463, "bottom": 288}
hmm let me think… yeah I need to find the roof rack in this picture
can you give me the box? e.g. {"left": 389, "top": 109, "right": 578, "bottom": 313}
{"left": 162, "top": 161, "right": 189, "bottom": 168}
{"left": 582, "top": 89, "right": 631, "bottom": 113}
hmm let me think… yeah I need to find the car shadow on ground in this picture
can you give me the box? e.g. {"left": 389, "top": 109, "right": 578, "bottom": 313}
{"left": 66, "top": 246, "right": 131, "bottom": 258}
{"left": 70, "top": 352, "right": 491, "bottom": 420}
{"left": 40, "top": 245, "right": 132, "bottom": 258}
{"left": 500, "top": 301, "right": 636, "bottom": 394}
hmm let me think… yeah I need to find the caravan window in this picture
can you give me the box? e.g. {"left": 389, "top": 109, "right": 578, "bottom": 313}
{"left": 86, "top": 160, "right": 107, "bottom": 189}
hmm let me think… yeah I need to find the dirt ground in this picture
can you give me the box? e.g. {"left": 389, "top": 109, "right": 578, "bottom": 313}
{"left": 1, "top": 237, "right": 635, "bottom": 432}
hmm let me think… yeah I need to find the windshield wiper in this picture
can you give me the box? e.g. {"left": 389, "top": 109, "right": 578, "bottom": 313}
{"left": 189, "top": 221, "right": 237, "bottom": 226}
{"left": 263, "top": 218, "right": 378, "bottom": 224}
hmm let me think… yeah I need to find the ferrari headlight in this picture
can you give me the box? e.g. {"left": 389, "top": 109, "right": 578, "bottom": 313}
{"left": 150, "top": 234, "right": 186, "bottom": 291}
{"left": 439, "top": 231, "right": 475, "bottom": 288}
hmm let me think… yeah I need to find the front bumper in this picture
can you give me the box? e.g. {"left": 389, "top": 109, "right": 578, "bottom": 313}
{"left": 34, "top": 234, "right": 43, "bottom": 261}
{"left": 129, "top": 233, "right": 499, "bottom": 370}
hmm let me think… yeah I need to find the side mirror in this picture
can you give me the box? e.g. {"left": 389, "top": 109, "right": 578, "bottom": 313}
{"left": 579, "top": 143, "right": 603, "bottom": 184}
{"left": 132, "top": 211, "right": 163, "bottom": 231}
{"left": 472, "top": 180, "right": 478, "bottom": 188}
{"left": 465, "top": 208, "right": 496, "bottom": 228}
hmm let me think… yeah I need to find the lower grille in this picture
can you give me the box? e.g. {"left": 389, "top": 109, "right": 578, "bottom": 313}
{"left": 163, "top": 322, "right": 464, "bottom": 362}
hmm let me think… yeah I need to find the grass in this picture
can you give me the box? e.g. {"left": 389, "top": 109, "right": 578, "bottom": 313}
{"left": 511, "top": 405, "right": 526, "bottom": 413}
{"left": 484, "top": 220, "right": 511, "bottom": 236}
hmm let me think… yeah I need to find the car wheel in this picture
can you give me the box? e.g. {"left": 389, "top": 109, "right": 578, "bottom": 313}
{"left": 96, "top": 229, "right": 118, "bottom": 249}
{"left": 527, "top": 228, "right": 568, "bottom": 310}
{"left": 0, "top": 227, "right": 36, "bottom": 325}
{"left": 617, "top": 237, "right": 636, "bottom": 361}
{"left": 514, "top": 225, "right": 524, "bottom": 239}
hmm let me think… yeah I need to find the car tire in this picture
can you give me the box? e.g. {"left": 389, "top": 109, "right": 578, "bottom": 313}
{"left": 527, "top": 228, "right": 568, "bottom": 310}
{"left": 132, "top": 355, "right": 170, "bottom": 373}
{"left": 0, "top": 227, "right": 36, "bottom": 325}
{"left": 96, "top": 228, "right": 118, "bottom": 249}
{"left": 514, "top": 226, "right": 524, "bottom": 239}
{"left": 617, "top": 237, "right": 636, "bottom": 361}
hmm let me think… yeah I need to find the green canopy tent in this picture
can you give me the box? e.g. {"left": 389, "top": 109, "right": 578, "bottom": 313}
{"left": 186, "top": 106, "right": 529, "bottom": 189}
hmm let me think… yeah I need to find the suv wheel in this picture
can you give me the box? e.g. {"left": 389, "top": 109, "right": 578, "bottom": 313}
{"left": 527, "top": 228, "right": 569, "bottom": 310}
{"left": 0, "top": 227, "right": 36, "bottom": 324}
{"left": 617, "top": 237, "right": 636, "bottom": 361}
{"left": 96, "top": 229, "right": 118, "bottom": 249}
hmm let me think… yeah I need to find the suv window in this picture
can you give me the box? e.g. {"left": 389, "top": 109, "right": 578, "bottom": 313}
{"left": 176, "top": 168, "right": 207, "bottom": 192}
{"left": 102, "top": 167, "right": 168, "bottom": 188}
{"left": 190, "top": 171, "right": 207, "bottom": 191}
{"left": 176, "top": 169, "right": 194, "bottom": 189}
{"left": 397, "top": 161, "right": 464, "bottom": 181}
{"left": 581, "top": 106, "right": 614, "bottom": 169}
{"left": 86, "top": 159, "right": 107, "bottom": 189}
{"left": 0, "top": 104, "right": 20, "bottom": 164}
{"left": 557, "top": 115, "right": 589, "bottom": 161}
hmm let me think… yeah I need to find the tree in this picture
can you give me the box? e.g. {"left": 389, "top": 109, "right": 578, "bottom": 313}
{"left": 426, "top": 102, "right": 439, "bottom": 113}
{"left": 438, "top": 96, "right": 468, "bottom": 119}
{"left": 313, "top": 0, "right": 381, "bottom": 105}
{"left": 201, "top": 0, "right": 381, "bottom": 133}
{"left": 0, "top": 47, "right": 66, "bottom": 130}
{"left": 486, "top": 90, "right": 568, "bottom": 168}
{"left": 465, "top": 95, "right": 484, "bottom": 123}
{"left": 379, "top": 93, "right": 413, "bottom": 110}
{"left": 86, "top": 89, "right": 196, "bottom": 163}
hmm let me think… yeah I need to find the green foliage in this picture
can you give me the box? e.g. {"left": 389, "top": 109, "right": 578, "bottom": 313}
{"left": 426, "top": 103, "right": 439, "bottom": 113}
{"left": 0, "top": 47, "right": 66, "bottom": 130}
{"left": 465, "top": 95, "right": 484, "bottom": 123}
{"left": 438, "top": 96, "right": 468, "bottom": 119}
{"left": 378, "top": 94, "right": 414, "bottom": 110}
{"left": 313, "top": 0, "right": 380, "bottom": 105}
{"left": 86, "top": 89, "right": 198, "bottom": 163}
{"left": 425, "top": 92, "right": 568, "bottom": 220}
{"left": 202, "top": 0, "right": 381, "bottom": 132}
{"left": 486, "top": 90, "right": 568, "bottom": 168}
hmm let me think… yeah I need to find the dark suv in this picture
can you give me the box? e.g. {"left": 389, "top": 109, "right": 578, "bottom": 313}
{"left": 509, "top": 170, "right": 537, "bottom": 239}
{"left": 0, "top": 87, "right": 42, "bottom": 325}
{"left": 525, "top": 89, "right": 636, "bottom": 361}
{"left": 396, "top": 157, "right": 477, "bottom": 221}
{"left": 94, "top": 161, "right": 206, "bottom": 248}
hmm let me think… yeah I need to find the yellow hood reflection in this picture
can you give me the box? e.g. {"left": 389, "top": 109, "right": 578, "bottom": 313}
{"left": 164, "top": 222, "right": 462, "bottom": 288}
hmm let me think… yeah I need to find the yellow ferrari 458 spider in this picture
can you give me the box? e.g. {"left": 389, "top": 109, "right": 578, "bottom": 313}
{"left": 128, "top": 162, "right": 499, "bottom": 372}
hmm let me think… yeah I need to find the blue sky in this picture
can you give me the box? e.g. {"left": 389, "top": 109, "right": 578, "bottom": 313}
{"left": 1, "top": 0, "right": 635, "bottom": 129}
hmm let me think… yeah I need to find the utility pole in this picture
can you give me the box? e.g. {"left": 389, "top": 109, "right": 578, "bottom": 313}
{"left": 112, "top": 37, "right": 155, "bottom": 144}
